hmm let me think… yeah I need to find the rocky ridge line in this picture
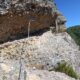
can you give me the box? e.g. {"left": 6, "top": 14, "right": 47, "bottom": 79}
{"left": 0, "top": 31, "right": 80, "bottom": 80}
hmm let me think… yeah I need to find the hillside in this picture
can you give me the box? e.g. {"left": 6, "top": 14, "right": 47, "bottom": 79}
{"left": 67, "top": 25, "right": 80, "bottom": 47}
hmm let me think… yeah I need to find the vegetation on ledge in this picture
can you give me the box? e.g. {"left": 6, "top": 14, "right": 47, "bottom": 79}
{"left": 49, "top": 60, "right": 79, "bottom": 79}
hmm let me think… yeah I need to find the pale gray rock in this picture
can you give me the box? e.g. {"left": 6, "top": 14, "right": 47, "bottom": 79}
{"left": 0, "top": 31, "right": 80, "bottom": 80}
{"left": 0, "top": 62, "right": 76, "bottom": 80}
{"left": 26, "top": 69, "right": 76, "bottom": 80}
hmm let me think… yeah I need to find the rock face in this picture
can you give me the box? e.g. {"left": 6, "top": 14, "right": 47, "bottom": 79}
{"left": 0, "top": 65, "right": 76, "bottom": 80}
{"left": 0, "top": 0, "right": 66, "bottom": 43}
{"left": 26, "top": 69, "right": 75, "bottom": 80}
{"left": 0, "top": 61, "right": 76, "bottom": 80}
{"left": 0, "top": 0, "right": 52, "bottom": 43}
{"left": 0, "top": 31, "right": 80, "bottom": 80}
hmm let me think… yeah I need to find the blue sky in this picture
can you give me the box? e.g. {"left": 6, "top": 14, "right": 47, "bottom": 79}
{"left": 54, "top": 0, "right": 80, "bottom": 27}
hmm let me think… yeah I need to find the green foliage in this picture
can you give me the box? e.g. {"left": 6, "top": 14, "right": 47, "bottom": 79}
{"left": 67, "top": 25, "right": 80, "bottom": 47}
{"left": 54, "top": 61, "right": 78, "bottom": 79}
{"left": 49, "top": 61, "right": 79, "bottom": 79}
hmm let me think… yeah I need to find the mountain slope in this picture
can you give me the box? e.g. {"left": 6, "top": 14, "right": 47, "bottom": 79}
{"left": 67, "top": 25, "right": 80, "bottom": 47}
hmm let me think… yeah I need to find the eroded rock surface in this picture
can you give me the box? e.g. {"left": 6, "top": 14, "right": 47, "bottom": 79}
{"left": 0, "top": 31, "right": 80, "bottom": 80}
{"left": 0, "top": 63, "right": 76, "bottom": 80}
{"left": 0, "top": 0, "right": 66, "bottom": 43}
{"left": 0, "top": 0, "right": 53, "bottom": 43}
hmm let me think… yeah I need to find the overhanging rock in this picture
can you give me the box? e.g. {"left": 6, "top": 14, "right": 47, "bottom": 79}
{"left": 0, "top": 0, "right": 66, "bottom": 43}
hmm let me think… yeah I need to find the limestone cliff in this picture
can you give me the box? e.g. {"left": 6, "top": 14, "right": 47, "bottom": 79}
{"left": 0, "top": 0, "right": 66, "bottom": 43}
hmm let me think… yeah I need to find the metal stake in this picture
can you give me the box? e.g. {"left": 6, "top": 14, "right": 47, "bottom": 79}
{"left": 28, "top": 21, "right": 31, "bottom": 38}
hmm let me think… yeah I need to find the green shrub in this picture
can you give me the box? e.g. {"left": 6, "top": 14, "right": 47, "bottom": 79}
{"left": 49, "top": 61, "right": 78, "bottom": 79}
